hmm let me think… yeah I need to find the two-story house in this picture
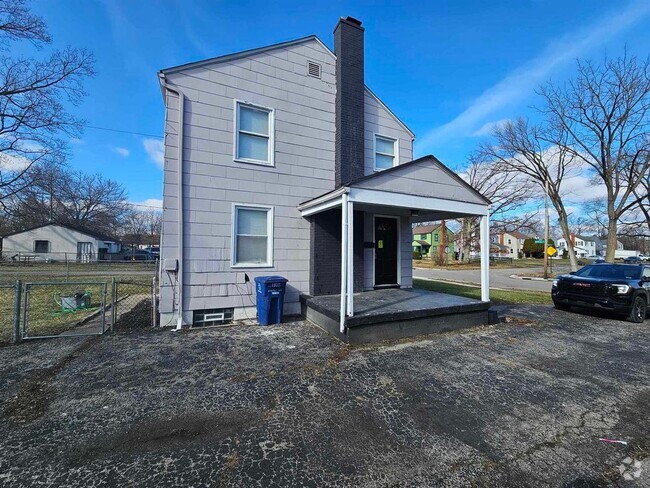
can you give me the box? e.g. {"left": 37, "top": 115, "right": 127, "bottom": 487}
{"left": 498, "top": 231, "right": 530, "bottom": 259}
{"left": 412, "top": 223, "right": 455, "bottom": 259}
{"left": 556, "top": 234, "right": 603, "bottom": 257}
{"left": 157, "top": 16, "right": 492, "bottom": 337}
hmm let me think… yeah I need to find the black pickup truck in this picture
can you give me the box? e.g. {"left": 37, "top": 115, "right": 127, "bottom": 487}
{"left": 551, "top": 263, "right": 650, "bottom": 323}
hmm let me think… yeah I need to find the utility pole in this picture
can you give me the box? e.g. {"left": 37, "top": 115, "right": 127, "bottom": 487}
{"left": 543, "top": 177, "right": 550, "bottom": 279}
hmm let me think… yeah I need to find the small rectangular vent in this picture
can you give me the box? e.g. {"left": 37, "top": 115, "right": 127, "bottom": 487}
{"left": 193, "top": 308, "right": 234, "bottom": 327}
{"left": 307, "top": 61, "right": 321, "bottom": 79}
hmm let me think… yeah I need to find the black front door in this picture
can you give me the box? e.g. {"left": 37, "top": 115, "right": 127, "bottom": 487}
{"left": 375, "top": 217, "right": 398, "bottom": 286}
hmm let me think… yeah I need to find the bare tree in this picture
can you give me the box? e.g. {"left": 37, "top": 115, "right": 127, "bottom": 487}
{"left": 481, "top": 118, "right": 582, "bottom": 270}
{"left": 0, "top": 0, "right": 94, "bottom": 204}
{"left": 540, "top": 53, "right": 650, "bottom": 261}
{"left": 56, "top": 171, "right": 130, "bottom": 233}
{"left": 457, "top": 152, "right": 537, "bottom": 262}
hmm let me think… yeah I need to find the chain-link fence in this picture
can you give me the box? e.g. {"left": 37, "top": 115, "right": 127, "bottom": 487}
{"left": 0, "top": 282, "right": 20, "bottom": 345}
{"left": 110, "top": 279, "right": 156, "bottom": 331}
{"left": 22, "top": 282, "right": 108, "bottom": 339}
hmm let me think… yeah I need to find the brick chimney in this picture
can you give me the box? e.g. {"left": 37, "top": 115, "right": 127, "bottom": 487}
{"left": 334, "top": 16, "right": 365, "bottom": 186}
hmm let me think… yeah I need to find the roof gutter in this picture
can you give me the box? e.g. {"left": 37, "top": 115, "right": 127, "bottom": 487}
{"left": 158, "top": 72, "right": 186, "bottom": 330}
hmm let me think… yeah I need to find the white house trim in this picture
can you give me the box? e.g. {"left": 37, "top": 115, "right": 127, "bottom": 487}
{"left": 372, "top": 214, "right": 402, "bottom": 288}
{"left": 348, "top": 188, "right": 489, "bottom": 216}
{"left": 233, "top": 99, "right": 275, "bottom": 167}
{"left": 230, "top": 203, "right": 275, "bottom": 268}
{"left": 373, "top": 133, "right": 399, "bottom": 172}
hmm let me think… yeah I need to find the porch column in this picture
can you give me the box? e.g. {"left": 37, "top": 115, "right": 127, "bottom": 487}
{"left": 480, "top": 212, "right": 490, "bottom": 302}
{"left": 346, "top": 199, "right": 354, "bottom": 316}
{"left": 340, "top": 193, "right": 348, "bottom": 333}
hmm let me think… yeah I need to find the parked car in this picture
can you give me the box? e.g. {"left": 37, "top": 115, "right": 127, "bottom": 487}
{"left": 638, "top": 254, "right": 650, "bottom": 262}
{"left": 624, "top": 256, "right": 642, "bottom": 264}
{"left": 143, "top": 246, "right": 160, "bottom": 258}
{"left": 552, "top": 263, "right": 650, "bottom": 323}
{"left": 123, "top": 249, "right": 154, "bottom": 261}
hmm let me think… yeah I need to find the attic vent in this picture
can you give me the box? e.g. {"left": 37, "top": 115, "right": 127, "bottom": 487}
{"left": 307, "top": 61, "right": 321, "bottom": 79}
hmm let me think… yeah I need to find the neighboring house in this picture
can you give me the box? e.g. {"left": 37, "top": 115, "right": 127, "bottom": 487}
{"left": 498, "top": 231, "right": 530, "bottom": 259}
{"left": 157, "top": 16, "right": 492, "bottom": 329}
{"left": 1, "top": 223, "right": 121, "bottom": 262}
{"left": 412, "top": 223, "right": 455, "bottom": 259}
{"left": 556, "top": 234, "right": 603, "bottom": 257}
{"left": 601, "top": 235, "right": 624, "bottom": 254}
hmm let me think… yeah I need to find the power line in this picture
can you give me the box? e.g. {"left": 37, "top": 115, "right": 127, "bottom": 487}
{"left": 83, "top": 124, "right": 163, "bottom": 139}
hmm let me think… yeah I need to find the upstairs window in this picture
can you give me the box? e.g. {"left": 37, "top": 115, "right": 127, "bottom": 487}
{"left": 232, "top": 205, "right": 273, "bottom": 267}
{"left": 434, "top": 234, "right": 439, "bottom": 242}
{"left": 234, "top": 101, "right": 274, "bottom": 166}
{"left": 374, "top": 135, "right": 397, "bottom": 171}
{"left": 34, "top": 240, "right": 50, "bottom": 253}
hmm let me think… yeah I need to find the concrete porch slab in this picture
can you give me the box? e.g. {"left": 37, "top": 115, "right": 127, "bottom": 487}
{"left": 300, "top": 288, "right": 491, "bottom": 344}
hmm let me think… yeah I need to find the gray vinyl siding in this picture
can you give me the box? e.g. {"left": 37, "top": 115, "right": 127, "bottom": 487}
{"left": 159, "top": 39, "right": 336, "bottom": 319}
{"left": 355, "top": 158, "right": 488, "bottom": 205}
{"left": 363, "top": 89, "right": 413, "bottom": 176}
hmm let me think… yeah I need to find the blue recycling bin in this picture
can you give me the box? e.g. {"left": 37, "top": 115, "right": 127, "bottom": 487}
{"left": 254, "top": 276, "right": 288, "bottom": 325}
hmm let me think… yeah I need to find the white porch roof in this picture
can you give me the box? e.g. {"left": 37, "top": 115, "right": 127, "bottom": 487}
{"left": 297, "top": 155, "right": 492, "bottom": 336}
{"left": 298, "top": 155, "right": 490, "bottom": 219}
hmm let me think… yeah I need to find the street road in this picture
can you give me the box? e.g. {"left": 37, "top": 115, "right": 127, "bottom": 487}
{"left": 413, "top": 266, "right": 568, "bottom": 292}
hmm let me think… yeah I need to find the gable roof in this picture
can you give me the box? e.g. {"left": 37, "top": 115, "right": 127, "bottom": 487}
{"left": 349, "top": 155, "right": 491, "bottom": 206}
{"left": 159, "top": 35, "right": 415, "bottom": 139}
{"left": 412, "top": 223, "right": 455, "bottom": 235}
{"left": 1, "top": 223, "right": 120, "bottom": 242}
{"left": 160, "top": 35, "right": 333, "bottom": 75}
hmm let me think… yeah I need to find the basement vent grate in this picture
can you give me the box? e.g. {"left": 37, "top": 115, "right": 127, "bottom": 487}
{"left": 193, "top": 308, "right": 234, "bottom": 327}
{"left": 307, "top": 61, "right": 321, "bottom": 79}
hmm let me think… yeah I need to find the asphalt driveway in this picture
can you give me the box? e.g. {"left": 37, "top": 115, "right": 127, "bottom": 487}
{"left": 0, "top": 306, "right": 648, "bottom": 487}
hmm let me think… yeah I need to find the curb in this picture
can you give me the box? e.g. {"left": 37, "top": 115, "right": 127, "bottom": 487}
{"left": 509, "top": 274, "right": 554, "bottom": 282}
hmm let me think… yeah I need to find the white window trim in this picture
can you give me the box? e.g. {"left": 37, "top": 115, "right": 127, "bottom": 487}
{"left": 233, "top": 99, "right": 275, "bottom": 167}
{"left": 231, "top": 203, "right": 274, "bottom": 268}
{"left": 373, "top": 133, "right": 399, "bottom": 172}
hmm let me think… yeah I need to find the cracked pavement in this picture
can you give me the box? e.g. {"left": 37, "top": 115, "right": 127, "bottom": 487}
{"left": 0, "top": 305, "right": 648, "bottom": 487}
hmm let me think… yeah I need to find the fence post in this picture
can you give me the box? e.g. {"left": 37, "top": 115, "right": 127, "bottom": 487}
{"left": 65, "top": 254, "right": 69, "bottom": 282}
{"left": 12, "top": 280, "right": 22, "bottom": 344}
{"left": 111, "top": 277, "right": 116, "bottom": 332}
{"left": 100, "top": 282, "right": 107, "bottom": 333}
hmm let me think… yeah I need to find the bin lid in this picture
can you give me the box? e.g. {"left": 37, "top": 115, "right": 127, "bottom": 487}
{"left": 254, "top": 275, "right": 288, "bottom": 284}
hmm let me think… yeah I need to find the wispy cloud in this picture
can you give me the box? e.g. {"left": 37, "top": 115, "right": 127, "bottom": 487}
{"left": 417, "top": 0, "right": 650, "bottom": 153}
{"left": 143, "top": 139, "right": 164, "bottom": 169}
{"left": 131, "top": 198, "right": 163, "bottom": 210}
{"left": 472, "top": 119, "right": 511, "bottom": 137}
{"left": 114, "top": 146, "right": 130, "bottom": 157}
{"left": 70, "top": 137, "right": 85, "bottom": 145}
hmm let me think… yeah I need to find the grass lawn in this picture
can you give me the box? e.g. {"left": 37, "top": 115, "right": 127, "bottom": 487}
{"left": 413, "top": 278, "right": 552, "bottom": 305}
{"left": 414, "top": 258, "right": 569, "bottom": 270}
{"left": 0, "top": 277, "right": 154, "bottom": 344}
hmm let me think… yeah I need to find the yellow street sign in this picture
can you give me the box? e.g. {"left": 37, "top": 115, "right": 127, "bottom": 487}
{"left": 547, "top": 246, "right": 557, "bottom": 256}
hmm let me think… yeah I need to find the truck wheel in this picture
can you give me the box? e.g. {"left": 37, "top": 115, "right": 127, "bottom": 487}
{"left": 627, "top": 296, "right": 647, "bottom": 323}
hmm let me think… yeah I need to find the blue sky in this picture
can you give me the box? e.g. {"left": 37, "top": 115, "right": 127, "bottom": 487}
{"left": 28, "top": 0, "right": 650, "bottom": 209}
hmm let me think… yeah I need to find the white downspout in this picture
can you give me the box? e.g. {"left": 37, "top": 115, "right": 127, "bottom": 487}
{"left": 158, "top": 73, "right": 186, "bottom": 329}
{"left": 340, "top": 193, "right": 348, "bottom": 334}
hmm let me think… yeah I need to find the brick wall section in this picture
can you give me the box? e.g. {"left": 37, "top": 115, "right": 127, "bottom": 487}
{"left": 334, "top": 17, "right": 365, "bottom": 187}
{"left": 310, "top": 208, "right": 364, "bottom": 296}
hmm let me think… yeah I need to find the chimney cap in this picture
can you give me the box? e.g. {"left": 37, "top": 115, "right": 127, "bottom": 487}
{"left": 335, "top": 16, "right": 364, "bottom": 31}
{"left": 345, "top": 16, "right": 362, "bottom": 26}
